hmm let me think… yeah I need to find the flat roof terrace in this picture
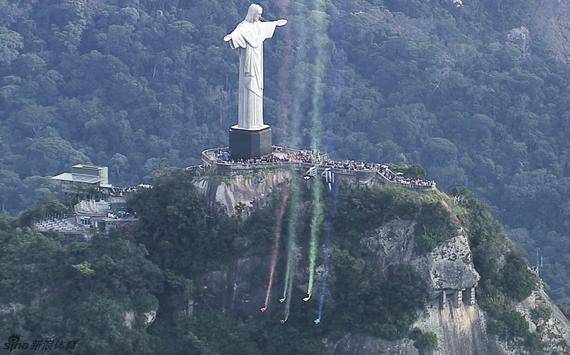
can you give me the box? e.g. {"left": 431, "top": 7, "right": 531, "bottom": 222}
{"left": 52, "top": 172, "right": 101, "bottom": 184}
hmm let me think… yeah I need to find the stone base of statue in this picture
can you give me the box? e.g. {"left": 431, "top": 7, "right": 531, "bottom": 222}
{"left": 229, "top": 125, "right": 272, "bottom": 159}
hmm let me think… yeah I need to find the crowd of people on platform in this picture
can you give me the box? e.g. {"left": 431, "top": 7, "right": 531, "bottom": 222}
{"left": 104, "top": 184, "right": 152, "bottom": 197}
{"left": 215, "top": 148, "right": 322, "bottom": 165}
{"left": 320, "top": 158, "right": 436, "bottom": 189}
{"left": 213, "top": 148, "right": 436, "bottom": 190}
{"left": 322, "top": 158, "right": 380, "bottom": 171}
{"left": 397, "top": 177, "right": 437, "bottom": 189}
{"left": 106, "top": 186, "right": 136, "bottom": 197}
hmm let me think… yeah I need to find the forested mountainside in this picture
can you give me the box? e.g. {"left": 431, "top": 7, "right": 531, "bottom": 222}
{"left": 3, "top": 169, "right": 567, "bottom": 354}
{"left": 0, "top": 0, "right": 570, "bottom": 303}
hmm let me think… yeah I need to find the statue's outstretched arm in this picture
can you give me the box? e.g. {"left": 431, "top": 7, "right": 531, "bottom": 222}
{"left": 224, "top": 34, "right": 231, "bottom": 42}
{"left": 276, "top": 19, "right": 287, "bottom": 27}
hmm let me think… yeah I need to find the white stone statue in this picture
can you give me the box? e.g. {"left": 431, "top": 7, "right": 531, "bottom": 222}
{"left": 224, "top": 4, "right": 287, "bottom": 130}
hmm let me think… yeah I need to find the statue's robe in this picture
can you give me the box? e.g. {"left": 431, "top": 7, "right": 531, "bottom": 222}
{"left": 227, "top": 20, "right": 278, "bottom": 129}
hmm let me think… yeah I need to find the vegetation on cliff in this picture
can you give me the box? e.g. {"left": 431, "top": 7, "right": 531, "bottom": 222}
{"left": 452, "top": 188, "right": 542, "bottom": 351}
{"left": 0, "top": 170, "right": 545, "bottom": 354}
{"left": 0, "top": 219, "right": 162, "bottom": 354}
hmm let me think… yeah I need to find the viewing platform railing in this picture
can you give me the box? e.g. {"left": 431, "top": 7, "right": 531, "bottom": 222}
{"left": 200, "top": 146, "right": 436, "bottom": 191}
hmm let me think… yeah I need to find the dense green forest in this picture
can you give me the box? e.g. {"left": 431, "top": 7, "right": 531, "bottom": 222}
{"left": 0, "top": 0, "right": 569, "bottom": 303}
{"left": 0, "top": 170, "right": 541, "bottom": 354}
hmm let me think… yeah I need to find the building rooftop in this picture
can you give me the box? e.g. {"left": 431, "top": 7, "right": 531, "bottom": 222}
{"left": 72, "top": 164, "right": 106, "bottom": 169}
{"left": 52, "top": 172, "right": 101, "bottom": 184}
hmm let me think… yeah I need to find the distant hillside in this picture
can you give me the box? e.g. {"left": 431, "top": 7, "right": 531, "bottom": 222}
{"left": 0, "top": 0, "right": 569, "bottom": 304}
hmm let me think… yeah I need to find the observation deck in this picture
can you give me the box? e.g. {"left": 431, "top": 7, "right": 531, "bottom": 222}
{"left": 198, "top": 146, "right": 436, "bottom": 191}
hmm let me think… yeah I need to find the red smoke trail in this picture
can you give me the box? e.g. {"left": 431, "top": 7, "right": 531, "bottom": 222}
{"left": 261, "top": 188, "right": 290, "bottom": 313}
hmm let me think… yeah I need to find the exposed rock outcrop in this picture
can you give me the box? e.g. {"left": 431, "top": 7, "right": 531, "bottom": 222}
{"left": 361, "top": 220, "right": 479, "bottom": 298}
{"left": 511, "top": 286, "right": 570, "bottom": 354}
{"left": 124, "top": 311, "right": 135, "bottom": 329}
{"left": 194, "top": 168, "right": 292, "bottom": 216}
{"left": 123, "top": 309, "right": 158, "bottom": 330}
{"left": 506, "top": 26, "right": 531, "bottom": 54}
{"left": 414, "top": 305, "right": 490, "bottom": 354}
{"left": 419, "top": 232, "right": 480, "bottom": 294}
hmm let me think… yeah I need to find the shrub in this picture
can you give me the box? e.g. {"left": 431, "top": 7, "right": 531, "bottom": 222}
{"left": 530, "top": 306, "right": 552, "bottom": 322}
{"left": 410, "top": 328, "right": 438, "bottom": 354}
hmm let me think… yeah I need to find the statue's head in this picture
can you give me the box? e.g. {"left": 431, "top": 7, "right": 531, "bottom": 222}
{"left": 245, "top": 4, "right": 262, "bottom": 22}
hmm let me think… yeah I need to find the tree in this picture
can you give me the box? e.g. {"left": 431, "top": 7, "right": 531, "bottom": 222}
{"left": 127, "top": 170, "right": 233, "bottom": 275}
{"left": 15, "top": 104, "right": 55, "bottom": 137}
{"left": 110, "top": 153, "right": 129, "bottom": 180}
{"left": 0, "top": 26, "right": 23, "bottom": 64}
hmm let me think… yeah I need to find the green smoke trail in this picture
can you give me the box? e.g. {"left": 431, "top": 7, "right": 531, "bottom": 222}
{"left": 305, "top": 0, "right": 329, "bottom": 300}
{"left": 280, "top": 258, "right": 290, "bottom": 302}
{"left": 308, "top": 2, "right": 328, "bottom": 151}
{"left": 280, "top": 267, "right": 290, "bottom": 303}
{"left": 280, "top": 179, "right": 300, "bottom": 303}
{"left": 306, "top": 179, "right": 324, "bottom": 298}
{"left": 289, "top": 0, "right": 307, "bottom": 150}
{"left": 281, "top": 252, "right": 295, "bottom": 323}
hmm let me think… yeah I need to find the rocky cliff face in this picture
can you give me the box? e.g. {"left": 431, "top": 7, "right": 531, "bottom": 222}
{"left": 508, "top": 286, "right": 570, "bottom": 354}
{"left": 193, "top": 170, "right": 569, "bottom": 354}
{"left": 328, "top": 305, "right": 490, "bottom": 355}
{"left": 331, "top": 219, "right": 490, "bottom": 355}
{"left": 193, "top": 168, "right": 293, "bottom": 216}
{"left": 362, "top": 220, "right": 480, "bottom": 296}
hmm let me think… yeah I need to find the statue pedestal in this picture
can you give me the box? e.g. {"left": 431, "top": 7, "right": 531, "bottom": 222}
{"left": 229, "top": 125, "right": 272, "bottom": 159}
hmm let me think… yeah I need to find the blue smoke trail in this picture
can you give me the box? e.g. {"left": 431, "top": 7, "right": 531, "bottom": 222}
{"left": 314, "top": 182, "right": 340, "bottom": 325}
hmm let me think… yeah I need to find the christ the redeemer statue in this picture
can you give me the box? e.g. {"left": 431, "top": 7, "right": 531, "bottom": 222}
{"left": 224, "top": 4, "right": 287, "bottom": 130}
{"left": 223, "top": 5, "right": 286, "bottom": 158}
